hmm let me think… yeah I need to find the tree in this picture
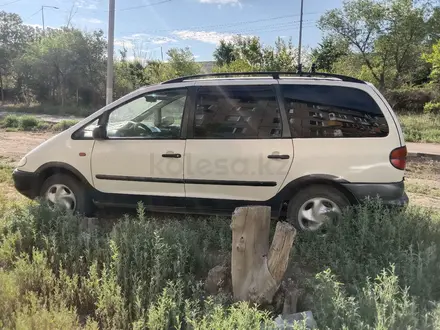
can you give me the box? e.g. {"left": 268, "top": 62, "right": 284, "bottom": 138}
{"left": 166, "top": 47, "right": 201, "bottom": 77}
{"left": 16, "top": 27, "right": 106, "bottom": 106}
{"left": 312, "top": 36, "right": 349, "bottom": 72}
{"left": 0, "top": 11, "right": 31, "bottom": 103}
{"left": 319, "top": 0, "right": 430, "bottom": 88}
{"left": 423, "top": 40, "right": 440, "bottom": 83}
{"left": 213, "top": 36, "right": 306, "bottom": 73}
{"left": 213, "top": 40, "right": 236, "bottom": 66}
{"left": 262, "top": 37, "right": 297, "bottom": 71}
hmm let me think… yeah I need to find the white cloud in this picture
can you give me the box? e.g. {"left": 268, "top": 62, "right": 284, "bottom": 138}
{"left": 81, "top": 18, "right": 103, "bottom": 24}
{"left": 115, "top": 39, "right": 134, "bottom": 49}
{"left": 199, "top": 0, "right": 241, "bottom": 6}
{"left": 172, "top": 30, "right": 241, "bottom": 44}
{"left": 119, "top": 33, "right": 177, "bottom": 45}
{"left": 75, "top": 0, "right": 98, "bottom": 9}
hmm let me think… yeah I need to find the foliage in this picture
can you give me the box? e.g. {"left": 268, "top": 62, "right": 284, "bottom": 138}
{"left": 423, "top": 40, "right": 440, "bottom": 83}
{"left": 296, "top": 200, "right": 440, "bottom": 304}
{"left": 0, "top": 11, "right": 35, "bottom": 103}
{"left": 213, "top": 40, "right": 236, "bottom": 66}
{"left": 399, "top": 113, "right": 440, "bottom": 143}
{"left": 424, "top": 101, "right": 440, "bottom": 114}
{"left": 213, "top": 36, "right": 307, "bottom": 72}
{"left": 311, "top": 36, "right": 349, "bottom": 72}
{"left": 19, "top": 115, "right": 40, "bottom": 131}
{"left": 15, "top": 27, "right": 107, "bottom": 107}
{"left": 52, "top": 120, "right": 79, "bottom": 132}
{"left": 319, "top": 0, "right": 435, "bottom": 88}
{"left": 2, "top": 114, "right": 19, "bottom": 128}
{"left": 167, "top": 47, "right": 202, "bottom": 78}
{"left": 1, "top": 114, "right": 42, "bottom": 131}
{"left": 0, "top": 115, "right": 78, "bottom": 132}
{"left": 311, "top": 267, "right": 440, "bottom": 329}
{"left": 1, "top": 184, "right": 440, "bottom": 328}
{"left": 384, "top": 85, "right": 438, "bottom": 113}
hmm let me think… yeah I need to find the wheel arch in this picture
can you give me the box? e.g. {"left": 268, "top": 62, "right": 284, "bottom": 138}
{"left": 36, "top": 162, "right": 93, "bottom": 191}
{"left": 274, "top": 174, "right": 358, "bottom": 218}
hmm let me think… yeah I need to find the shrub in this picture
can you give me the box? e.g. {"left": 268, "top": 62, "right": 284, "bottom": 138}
{"left": 2, "top": 115, "right": 20, "bottom": 128}
{"left": 424, "top": 101, "right": 440, "bottom": 114}
{"left": 37, "top": 121, "right": 50, "bottom": 130}
{"left": 399, "top": 113, "right": 440, "bottom": 143}
{"left": 19, "top": 116, "right": 40, "bottom": 131}
{"left": 295, "top": 200, "right": 440, "bottom": 304}
{"left": 310, "top": 267, "right": 440, "bottom": 329}
{"left": 52, "top": 120, "right": 79, "bottom": 132}
{"left": 384, "top": 86, "right": 438, "bottom": 113}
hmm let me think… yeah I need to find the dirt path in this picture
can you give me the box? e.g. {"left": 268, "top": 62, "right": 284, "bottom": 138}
{"left": 0, "top": 130, "right": 54, "bottom": 164}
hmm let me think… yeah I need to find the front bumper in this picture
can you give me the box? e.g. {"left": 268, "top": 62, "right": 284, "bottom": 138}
{"left": 12, "top": 169, "right": 40, "bottom": 199}
{"left": 342, "top": 181, "right": 409, "bottom": 207}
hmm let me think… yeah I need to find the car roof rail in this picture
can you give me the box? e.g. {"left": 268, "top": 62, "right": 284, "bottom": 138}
{"left": 161, "top": 71, "right": 366, "bottom": 84}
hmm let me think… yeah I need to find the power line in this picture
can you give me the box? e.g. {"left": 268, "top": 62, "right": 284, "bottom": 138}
{"left": 120, "top": 12, "right": 322, "bottom": 35}
{"left": 118, "top": 0, "right": 172, "bottom": 12}
{"left": 25, "top": 8, "right": 42, "bottom": 20}
{"left": 0, "top": 0, "right": 24, "bottom": 7}
{"left": 208, "top": 20, "right": 316, "bottom": 34}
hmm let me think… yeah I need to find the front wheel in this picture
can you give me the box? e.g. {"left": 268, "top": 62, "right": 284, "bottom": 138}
{"left": 40, "top": 174, "right": 95, "bottom": 216}
{"left": 287, "top": 185, "right": 350, "bottom": 231}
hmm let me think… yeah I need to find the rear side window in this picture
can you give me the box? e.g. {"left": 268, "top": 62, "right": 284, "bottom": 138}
{"left": 281, "top": 85, "right": 389, "bottom": 138}
{"left": 193, "top": 86, "right": 282, "bottom": 139}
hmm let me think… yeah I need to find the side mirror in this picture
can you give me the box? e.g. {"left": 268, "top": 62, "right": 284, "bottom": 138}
{"left": 92, "top": 125, "right": 107, "bottom": 140}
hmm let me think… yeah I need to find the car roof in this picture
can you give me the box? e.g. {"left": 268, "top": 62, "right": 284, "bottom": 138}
{"left": 162, "top": 72, "right": 366, "bottom": 85}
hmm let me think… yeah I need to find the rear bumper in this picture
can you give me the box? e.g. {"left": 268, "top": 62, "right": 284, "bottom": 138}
{"left": 342, "top": 181, "right": 409, "bottom": 207}
{"left": 12, "top": 169, "right": 40, "bottom": 199}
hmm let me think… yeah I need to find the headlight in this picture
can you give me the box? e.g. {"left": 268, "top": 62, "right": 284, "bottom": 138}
{"left": 17, "top": 157, "right": 27, "bottom": 167}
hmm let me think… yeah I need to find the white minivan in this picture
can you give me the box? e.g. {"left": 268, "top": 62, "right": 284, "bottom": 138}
{"left": 12, "top": 72, "right": 408, "bottom": 231}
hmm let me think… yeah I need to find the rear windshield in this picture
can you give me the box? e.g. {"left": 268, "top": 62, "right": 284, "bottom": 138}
{"left": 281, "top": 85, "right": 389, "bottom": 138}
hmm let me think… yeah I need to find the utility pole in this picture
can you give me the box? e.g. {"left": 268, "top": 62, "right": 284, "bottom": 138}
{"left": 106, "top": 0, "right": 116, "bottom": 105}
{"left": 161, "top": 46, "right": 164, "bottom": 61}
{"left": 297, "top": 0, "right": 304, "bottom": 72}
{"left": 41, "top": 5, "right": 59, "bottom": 36}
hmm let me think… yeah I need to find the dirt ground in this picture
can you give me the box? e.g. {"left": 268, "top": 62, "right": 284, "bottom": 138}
{"left": 0, "top": 130, "right": 54, "bottom": 164}
{"left": 1, "top": 129, "right": 440, "bottom": 209}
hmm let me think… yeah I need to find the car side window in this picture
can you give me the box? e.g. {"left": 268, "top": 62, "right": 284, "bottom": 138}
{"left": 193, "top": 85, "right": 282, "bottom": 139}
{"left": 281, "top": 85, "right": 389, "bottom": 138}
{"left": 106, "top": 88, "right": 187, "bottom": 139}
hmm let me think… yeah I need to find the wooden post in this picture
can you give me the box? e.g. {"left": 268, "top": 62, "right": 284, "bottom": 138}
{"left": 231, "top": 206, "right": 296, "bottom": 304}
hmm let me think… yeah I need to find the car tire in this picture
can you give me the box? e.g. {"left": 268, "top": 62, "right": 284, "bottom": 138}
{"left": 40, "top": 174, "right": 95, "bottom": 217}
{"left": 287, "top": 185, "right": 350, "bottom": 231}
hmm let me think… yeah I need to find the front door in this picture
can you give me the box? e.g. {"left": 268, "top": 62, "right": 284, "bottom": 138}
{"left": 91, "top": 88, "right": 188, "bottom": 200}
{"left": 184, "top": 84, "right": 293, "bottom": 202}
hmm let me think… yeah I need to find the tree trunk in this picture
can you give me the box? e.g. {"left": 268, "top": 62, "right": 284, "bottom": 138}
{"left": 0, "top": 72, "right": 4, "bottom": 105}
{"left": 231, "top": 206, "right": 296, "bottom": 304}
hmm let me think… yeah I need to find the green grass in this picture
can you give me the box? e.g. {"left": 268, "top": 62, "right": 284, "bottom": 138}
{"left": 406, "top": 181, "right": 440, "bottom": 198}
{"left": 0, "top": 115, "right": 79, "bottom": 132}
{"left": 0, "top": 163, "right": 13, "bottom": 184}
{"left": 0, "top": 103, "right": 94, "bottom": 117}
{"left": 52, "top": 120, "right": 79, "bottom": 131}
{"left": 399, "top": 113, "right": 440, "bottom": 143}
{"left": 1, "top": 196, "right": 440, "bottom": 329}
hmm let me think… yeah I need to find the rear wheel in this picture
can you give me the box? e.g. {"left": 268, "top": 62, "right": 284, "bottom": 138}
{"left": 287, "top": 185, "right": 350, "bottom": 231}
{"left": 40, "top": 174, "right": 95, "bottom": 216}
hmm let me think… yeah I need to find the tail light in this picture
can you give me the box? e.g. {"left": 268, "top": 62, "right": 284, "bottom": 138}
{"left": 390, "top": 146, "right": 407, "bottom": 170}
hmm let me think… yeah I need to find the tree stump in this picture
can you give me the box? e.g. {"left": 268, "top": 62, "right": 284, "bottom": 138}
{"left": 231, "top": 206, "right": 296, "bottom": 304}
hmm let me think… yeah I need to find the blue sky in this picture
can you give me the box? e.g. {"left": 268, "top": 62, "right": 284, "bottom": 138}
{"left": 2, "top": 0, "right": 343, "bottom": 61}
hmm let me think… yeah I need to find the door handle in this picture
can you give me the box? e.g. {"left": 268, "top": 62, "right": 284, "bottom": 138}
{"left": 162, "top": 153, "right": 182, "bottom": 158}
{"left": 267, "top": 154, "right": 290, "bottom": 160}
